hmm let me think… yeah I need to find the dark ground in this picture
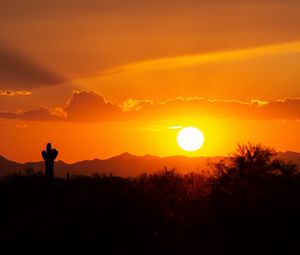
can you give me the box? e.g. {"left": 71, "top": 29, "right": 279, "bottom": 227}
{"left": 1, "top": 166, "right": 300, "bottom": 254}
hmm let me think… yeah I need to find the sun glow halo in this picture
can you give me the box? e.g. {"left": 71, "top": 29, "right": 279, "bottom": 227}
{"left": 177, "top": 127, "right": 205, "bottom": 152}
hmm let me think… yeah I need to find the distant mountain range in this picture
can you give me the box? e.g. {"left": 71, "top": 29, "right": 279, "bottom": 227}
{"left": 0, "top": 151, "right": 299, "bottom": 178}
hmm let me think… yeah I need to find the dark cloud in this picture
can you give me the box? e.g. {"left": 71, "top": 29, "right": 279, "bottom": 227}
{"left": 0, "top": 43, "right": 64, "bottom": 89}
{"left": 261, "top": 99, "right": 300, "bottom": 120}
{"left": 0, "top": 108, "right": 63, "bottom": 121}
{"left": 0, "top": 90, "right": 122, "bottom": 122}
{"left": 64, "top": 90, "right": 122, "bottom": 122}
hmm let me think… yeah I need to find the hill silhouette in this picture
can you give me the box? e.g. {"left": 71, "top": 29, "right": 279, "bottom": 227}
{"left": 0, "top": 153, "right": 223, "bottom": 177}
{"left": 0, "top": 151, "right": 299, "bottom": 178}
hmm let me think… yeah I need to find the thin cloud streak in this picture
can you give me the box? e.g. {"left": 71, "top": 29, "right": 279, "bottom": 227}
{"left": 96, "top": 41, "right": 300, "bottom": 76}
{"left": 0, "top": 90, "right": 32, "bottom": 96}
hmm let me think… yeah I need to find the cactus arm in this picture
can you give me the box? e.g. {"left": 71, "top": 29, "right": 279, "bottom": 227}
{"left": 42, "top": 150, "right": 47, "bottom": 160}
{"left": 52, "top": 149, "right": 58, "bottom": 160}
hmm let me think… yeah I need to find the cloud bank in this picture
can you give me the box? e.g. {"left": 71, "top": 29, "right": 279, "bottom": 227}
{"left": 0, "top": 90, "right": 299, "bottom": 122}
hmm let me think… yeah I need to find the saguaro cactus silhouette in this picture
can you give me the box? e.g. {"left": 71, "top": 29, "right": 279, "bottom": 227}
{"left": 41, "top": 143, "right": 58, "bottom": 180}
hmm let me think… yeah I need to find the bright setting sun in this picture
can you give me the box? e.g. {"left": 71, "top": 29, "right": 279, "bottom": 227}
{"left": 177, "top": 127, "right": 205, "bottom": 152}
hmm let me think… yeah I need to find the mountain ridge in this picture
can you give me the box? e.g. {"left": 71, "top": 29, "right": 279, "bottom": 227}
{"left": 0, "top": 151, "right": 299, "bottom": 178}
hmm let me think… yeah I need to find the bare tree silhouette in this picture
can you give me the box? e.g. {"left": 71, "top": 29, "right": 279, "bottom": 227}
{"left": 214, "top": 143, "right": 298, "bottom": 179}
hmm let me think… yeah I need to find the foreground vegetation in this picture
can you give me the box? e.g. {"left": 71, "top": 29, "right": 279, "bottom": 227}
{"left": 1, "top": 144, "right": 299, "bottom": 254}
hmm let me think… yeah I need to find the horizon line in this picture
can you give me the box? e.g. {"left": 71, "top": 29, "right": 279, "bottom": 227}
{"left": 1, "top": 150, "right": 299, "bottom": 165}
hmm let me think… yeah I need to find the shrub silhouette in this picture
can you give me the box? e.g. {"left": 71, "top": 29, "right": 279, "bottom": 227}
{"left": 41, "top": 143, "right": 58, "bottom": 180}
{"left": 209, "top": 143, "right": 300, "bottom": 254}
{"left": 25, "top": 167, "right": 34, "bottom": 176}
{"left": 214, "top": 143, "right": 297, "bottom": 179}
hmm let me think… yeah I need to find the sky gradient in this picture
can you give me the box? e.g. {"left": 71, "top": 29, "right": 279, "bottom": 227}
{"left": 1, "top": 0, "right": 300, "bottom": 162}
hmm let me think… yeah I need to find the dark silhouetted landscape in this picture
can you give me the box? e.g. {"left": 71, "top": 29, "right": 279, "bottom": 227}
{"left": 1, "top": 144, "right": 300, "bottom": 254}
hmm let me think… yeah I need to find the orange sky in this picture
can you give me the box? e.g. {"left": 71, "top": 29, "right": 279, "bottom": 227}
{"left": 0, "top": 0, "right": 300, "bottom": 162}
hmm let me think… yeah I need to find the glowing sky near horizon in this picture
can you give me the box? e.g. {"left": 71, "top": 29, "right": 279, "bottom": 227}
{"left": 0, "top": 0, "right": 300, "bottom": 162}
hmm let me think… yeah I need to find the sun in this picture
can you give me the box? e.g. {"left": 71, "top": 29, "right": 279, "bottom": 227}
{"left": 177, "top": 127, "right": 205, "bottom": 152}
